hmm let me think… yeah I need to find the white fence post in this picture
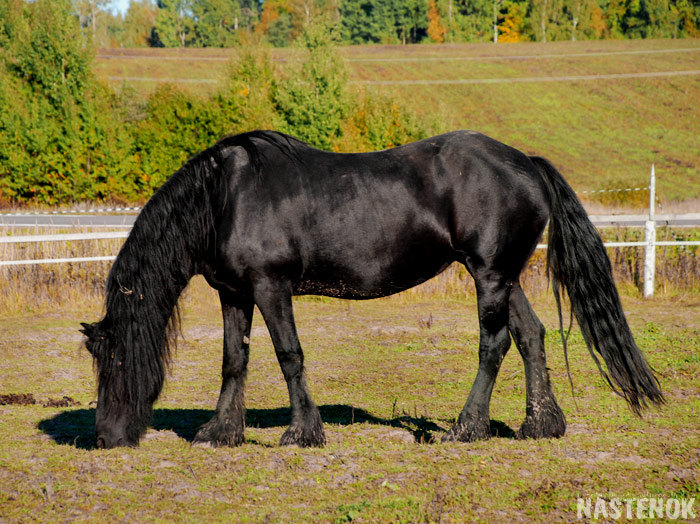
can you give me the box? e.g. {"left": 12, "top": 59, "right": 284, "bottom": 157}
{"left": 643, "top": 164, "right": 656, "bottom": 298}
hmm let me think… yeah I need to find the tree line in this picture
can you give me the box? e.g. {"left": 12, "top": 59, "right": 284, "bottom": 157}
{"left": 1, "top": 0, "right": 698, "bottom": 204}
{"left": 0, "top": 0, "right": 434, "bottom": 204}
{"left": 81, "top": 0, "right": 698, "bottom": 48}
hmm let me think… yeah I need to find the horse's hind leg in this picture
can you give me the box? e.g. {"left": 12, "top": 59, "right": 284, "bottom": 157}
{"left": 194, "top": 292, "right": 253, "bottom": 447}
{"left": 443, "top": 275, "right": 512, "bottom": 442}
{"left": 508, "top": 282, "right": 566, "bottom": 439}
{"left": 253, "top": 278, "right": 326, "bottom": 447}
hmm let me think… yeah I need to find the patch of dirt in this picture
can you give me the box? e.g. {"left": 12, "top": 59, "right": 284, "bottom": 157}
{"left": 182, "top": 325, "right": 221, "bottom": 341}
{"left": 515, "top": 477, "right": 586, "bottom": 522}
{"left": 565, "top": 423, "right": 592, "bottom": 436}
{"left": 350, "top": 425, "right": 417, "bottom": 444}
{"left": 669, "top": 387, "right": 699, "bottom": 400}
{"left": 369, "top": 325, "right": 420, "bottom": 335}
{"left": 0, "top": 393, "right": 81, "bottom": 407}
{"left": 251, "top": 326, "right": 270, "bottom": 338}
{"left": 51, "top": 370, "right": 81, "bottom": 381}
{"left": 665, "top": 467, "right": 698, "bottom": 482}
{"left": 299, "top": 454, "right": 333, "bottom": 472}
{"left": 15, "top": 327, "right": 83, "bottom": 344}
{"left": 0, "top": 393, "right": 36, "bottom": 405}
{"left": 142, "top": 429, "right": 179, "bottom": 442}
{"left": 42, "top": 396, "right": 81, "bottom": 408}
{"left": 560, "top": 448, "right": 653, "bottom": 465}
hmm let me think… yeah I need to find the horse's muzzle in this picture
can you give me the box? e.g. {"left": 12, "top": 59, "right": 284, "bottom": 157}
{"left": 95, "top": 423, "right": 132, "bottom": 449}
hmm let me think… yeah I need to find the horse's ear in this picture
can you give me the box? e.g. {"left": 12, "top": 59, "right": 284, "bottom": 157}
{"left": 79, "top": 322, "right": 95, "bottom": 337}
{"left": 80, "top": 322, "right": 99, "bottom": 355}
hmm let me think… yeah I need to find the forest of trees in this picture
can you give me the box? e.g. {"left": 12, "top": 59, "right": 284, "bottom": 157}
{"left": 0, "top": 0, "right": 698, "bottom": 204}
{"left": 79, "top": 0, "right": 698, "bottom": 49}
{"left": 0, "top": 0, "right": 434, "bottom": 204}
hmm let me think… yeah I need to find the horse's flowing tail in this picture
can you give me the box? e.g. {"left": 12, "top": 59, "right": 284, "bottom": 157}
{"left": 530, "top": 156, "right": 664, "bottom": 414}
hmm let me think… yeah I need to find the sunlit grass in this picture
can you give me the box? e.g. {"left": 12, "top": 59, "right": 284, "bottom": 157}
{"left": 93, "top": 39, "right": 700, "bottom": 202}
{"left": 0, "top": 278, "right": 698, "bottom": 521}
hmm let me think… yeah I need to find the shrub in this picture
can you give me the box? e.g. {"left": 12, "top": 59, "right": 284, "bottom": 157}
{"left": 0, "top": 10, "right": 435, "bottom": 204}
{"left": 0, "top": 0, "right": 133, "bottom": 204}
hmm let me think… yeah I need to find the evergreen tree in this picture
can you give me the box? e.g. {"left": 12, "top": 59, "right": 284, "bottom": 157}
{"left": 447, "top": 0, "right": 493, "bottom": 42}
{"left": 154, "top": 0, "right": 194, "bottom": 47}
{"left": 394, "top": 0, "right": 428, "bottom": 43}
{"left": 274, "top": 23, "right": 349, "bottom": 148}
{"left": 191, "top": 0, "right": 242, "bottom": 46}
{"left": 0, "top": 0, "right": 133, "bottom": 203}
{"left": 339, "top": 0, "right": 427, "bottom": 44}
{"left": 122, "top": 0, "right": 158, "bottom": 47}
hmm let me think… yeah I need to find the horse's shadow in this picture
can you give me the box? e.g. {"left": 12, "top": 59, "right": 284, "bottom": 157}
{"left": 37, "top": 405, "right": 515, "bottom": 449}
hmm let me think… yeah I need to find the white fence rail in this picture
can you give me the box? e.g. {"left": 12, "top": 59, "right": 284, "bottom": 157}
{"left": 0, "top": 207, "right": 141, "bottom": 215}
{"left": 0, "top": 232, "right": 129, "bottom": 243}
{"left": 0, "top": 232, "right": 128, "bottom": 267}
{"left": 0, "top": 256, "right": 117, "bottom": 267}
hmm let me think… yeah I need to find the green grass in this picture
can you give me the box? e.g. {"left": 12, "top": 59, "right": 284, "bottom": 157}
{"left": 1, "top": 278, "right": 698, "bottom": 521}
{"left": 0, "top": 39, "right": 697, "bottom": 520}
{"left": 94, "top": 39, "right": 700, "bottom": 202}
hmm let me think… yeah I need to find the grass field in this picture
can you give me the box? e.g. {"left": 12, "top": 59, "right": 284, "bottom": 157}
{"left": 0, "top": 38, "right": 698, "bottom": 522}
{"left": 95, "top": 39, "right": 700, "bottom": 202}
{"left": 0, "top": 278, "right": 698, "bottom": 522}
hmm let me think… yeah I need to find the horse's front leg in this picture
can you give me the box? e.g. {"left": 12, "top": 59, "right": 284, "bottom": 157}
{"left": 443, "top": 276, "right": 511, "bottom": 442}
{"left": 194, "top": 291, "right": 253, "bottom": 447}
{"left": 253, "top": 278, "right": 326, "bottom": 447}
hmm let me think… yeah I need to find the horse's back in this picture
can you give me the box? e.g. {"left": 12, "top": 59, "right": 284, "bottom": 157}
{"left": 212, "top": 131, "right": 550, "bottom": 297}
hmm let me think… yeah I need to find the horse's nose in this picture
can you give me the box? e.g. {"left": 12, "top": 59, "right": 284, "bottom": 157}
{"left": 96, "top": 431, "right": 126, "bottom": 449}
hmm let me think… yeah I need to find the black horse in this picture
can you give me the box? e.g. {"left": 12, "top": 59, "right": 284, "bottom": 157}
{"left": 81, "top": 130, "right": 663, "bottom": 449}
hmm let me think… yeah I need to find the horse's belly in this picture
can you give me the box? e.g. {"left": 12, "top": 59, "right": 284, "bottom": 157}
{"left": 292, "top": 259, "right": 453, "bottom": 299}
{"left": 293, "top": 279, "right": 389, "bottom": 299}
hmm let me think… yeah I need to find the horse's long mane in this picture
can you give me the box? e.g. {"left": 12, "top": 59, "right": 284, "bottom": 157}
{"left": 94, "top": 130, "right": 301, "bottom": 438}
{"left": 95, "top": 150, "right": 214, "bottom": 436}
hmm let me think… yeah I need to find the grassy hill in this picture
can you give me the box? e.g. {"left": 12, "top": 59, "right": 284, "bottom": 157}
{"left": 95, "top": 39, "right": 700, "bottom": 203}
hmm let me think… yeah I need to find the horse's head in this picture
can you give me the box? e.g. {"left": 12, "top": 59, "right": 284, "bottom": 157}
{"left": 80, "top": 321, "right": 144, "bottom": 449}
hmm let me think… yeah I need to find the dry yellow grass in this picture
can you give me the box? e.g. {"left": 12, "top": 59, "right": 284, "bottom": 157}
{"left": 0, "top": 227, "right": 119, "bottom": 314}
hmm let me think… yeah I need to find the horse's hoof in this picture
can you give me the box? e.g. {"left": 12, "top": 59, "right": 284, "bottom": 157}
{"left": 442, "top": 418, "right": 491, "bottom": 443}
{"left": 517, "top": 400, "right": 566, "bottom": 439}
{"left": 193, "top": 419, "right": 244, "bottom": 447}
{"left": 280, "top": 424, "right": 327, "bottom": 448}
